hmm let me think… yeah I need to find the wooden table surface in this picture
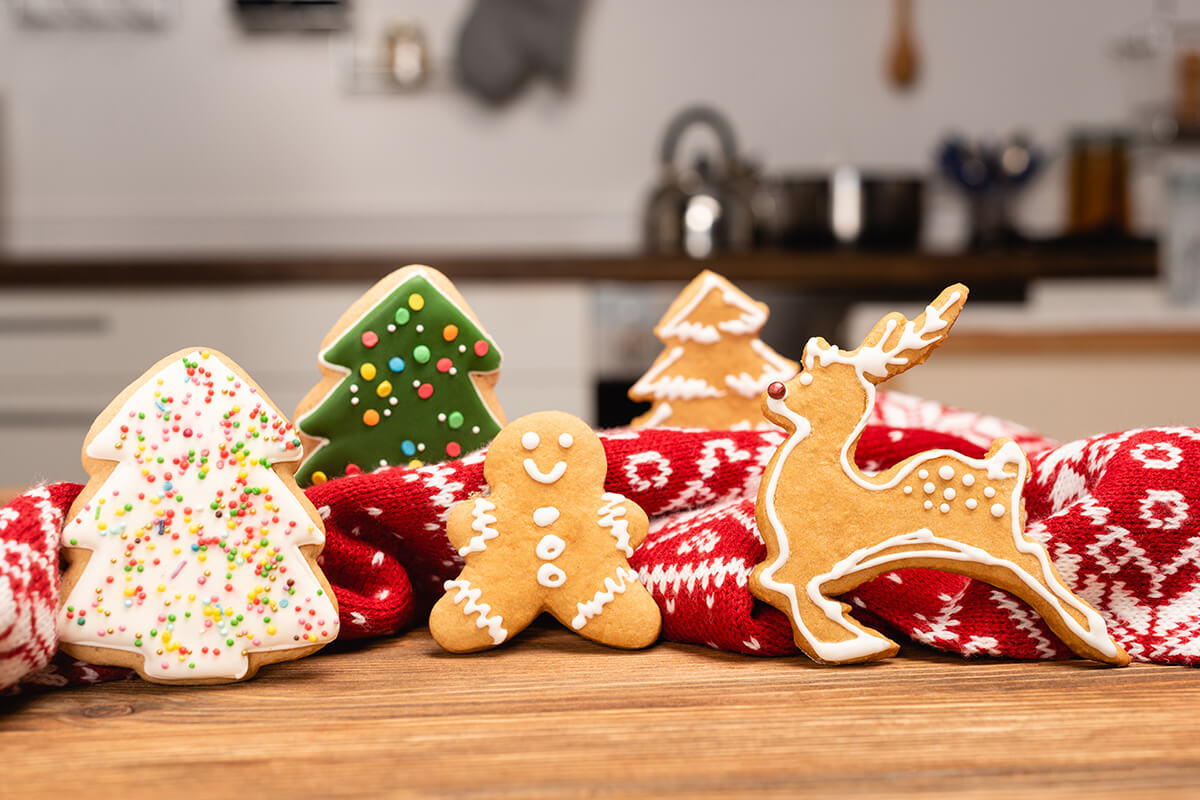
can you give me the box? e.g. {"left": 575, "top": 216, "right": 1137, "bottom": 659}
{"left": 3, "top": 626, "right": 1197, "bottom": 798}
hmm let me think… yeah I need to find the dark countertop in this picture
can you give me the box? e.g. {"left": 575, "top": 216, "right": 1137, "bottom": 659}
{"left": 0, "top": 242, "right": 1157, "bottom": 301}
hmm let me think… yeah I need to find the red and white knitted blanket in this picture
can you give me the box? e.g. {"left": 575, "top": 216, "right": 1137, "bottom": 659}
{"left": 3, "top": 392, "right": 1198, "bottom": 690}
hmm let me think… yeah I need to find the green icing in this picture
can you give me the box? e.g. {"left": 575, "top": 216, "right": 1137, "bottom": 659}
{"left": 296, "top": 272, "right": 503, "bottom": 486}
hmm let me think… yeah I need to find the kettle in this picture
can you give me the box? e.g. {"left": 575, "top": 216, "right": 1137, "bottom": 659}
{"left": 644, "top": 105, "right": 755, "bottom": 258}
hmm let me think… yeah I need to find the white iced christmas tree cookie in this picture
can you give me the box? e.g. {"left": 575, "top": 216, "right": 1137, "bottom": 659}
{"left": 58, "top": 348, "right": 339, "bottom": 684}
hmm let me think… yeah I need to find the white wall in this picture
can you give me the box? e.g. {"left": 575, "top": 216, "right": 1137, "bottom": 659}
{"left": 0, "top": 0, "right": 1175, "bottom": 256}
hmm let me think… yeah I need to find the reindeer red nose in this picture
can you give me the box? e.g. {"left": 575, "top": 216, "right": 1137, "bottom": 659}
{"left": 767, "top": 381, "right": 787, "bottom": 400}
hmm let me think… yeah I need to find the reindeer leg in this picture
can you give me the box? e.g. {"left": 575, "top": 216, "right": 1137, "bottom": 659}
{"left": 753, "top": 562, "right": 899, "bottom": 665}
{"left": 968, "top": 546, "right": 1129, "bottom": 665}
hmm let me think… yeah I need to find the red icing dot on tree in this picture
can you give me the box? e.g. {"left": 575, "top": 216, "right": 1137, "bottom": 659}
{"left": 446, "top": 441, "right": 461, "bottom": 458}
{"left": 361, "top": 331, "right": 379, "bottom": 349}
{"left": 345, "top": 463, "right": 362, "bottom": 476}
{"left": 473, "top": 340, "right": 489, "bottom": 357}
{"left": 417, "top": 383, "right": 434, "bottom": 399}
{"left": 436, "top": 357, "right": 453, "bottom": 373}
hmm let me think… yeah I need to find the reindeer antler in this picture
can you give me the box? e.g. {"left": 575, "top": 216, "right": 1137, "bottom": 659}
{"left": 804, "top": 284, "right": 968, "bottom": 384}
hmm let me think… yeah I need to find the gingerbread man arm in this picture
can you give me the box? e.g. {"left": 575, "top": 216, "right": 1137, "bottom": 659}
{"left": 598, "top": 492, "right": 648, "bottom": 556}
{"left": 445, "top": 493, "right": 497, "bottom": 555}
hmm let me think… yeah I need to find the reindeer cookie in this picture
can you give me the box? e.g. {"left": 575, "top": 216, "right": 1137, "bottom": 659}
{"left": 430, "top": 411, "right": 661, "bottom": 652}
{"left": 751, "top": 284, "right": 1129, "bottom": 666}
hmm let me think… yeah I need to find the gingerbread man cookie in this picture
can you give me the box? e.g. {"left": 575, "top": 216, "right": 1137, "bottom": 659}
{"left": 429, "top": 411, "right": 661, "bottom": 652}
{"left": 751, "top": 285, "right": 1128, "bottom": 666}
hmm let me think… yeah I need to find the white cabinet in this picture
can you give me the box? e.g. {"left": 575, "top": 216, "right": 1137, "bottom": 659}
{"left": 0, "top": 280, "right": 593, "bottom": 486}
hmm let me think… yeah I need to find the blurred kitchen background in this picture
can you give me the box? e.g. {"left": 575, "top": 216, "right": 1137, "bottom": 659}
{"left": 2, "top": 0, "right": 1200, "bottom": 485}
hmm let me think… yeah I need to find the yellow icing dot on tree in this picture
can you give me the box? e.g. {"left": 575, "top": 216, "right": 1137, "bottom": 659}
{"left": 360, "top": 363, "right": 377, "bottom": 381}
{"left": 376, "top": 380, "right": 393, "bottom": 397}
{"left": 311, "top": 471, "right": 327, "bottom": 484}
{"left": 363, "top": 409, "right": 381, "bottom": 426}
{"left": 443, "top": 324, "right": 458, "bottom": 341}
{"left": 409, "top": 293, "right": 425, "bottom": 311}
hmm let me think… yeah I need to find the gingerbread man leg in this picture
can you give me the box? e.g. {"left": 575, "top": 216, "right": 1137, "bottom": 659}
{"left": 545, "top": 564, "right": 661, "bottom": 650}
{"left": 429, "top": 567, "right": 542, "bottom": 653}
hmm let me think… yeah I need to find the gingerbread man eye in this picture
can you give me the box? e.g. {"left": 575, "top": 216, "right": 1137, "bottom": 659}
{"left": 558, "top": 433, "right": 573, "bottom": 448}
{"left": 521, "top": 432, "right": 540, "bottom": 450}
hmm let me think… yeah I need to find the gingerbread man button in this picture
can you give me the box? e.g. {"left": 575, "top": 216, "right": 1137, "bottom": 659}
{"left": 430, "top": 411, "right": 662, "bottom": 652}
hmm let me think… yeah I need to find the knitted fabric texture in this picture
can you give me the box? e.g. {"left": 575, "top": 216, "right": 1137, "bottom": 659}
{"left": 3, "top": 392, "right": 1197, "bottom": 690}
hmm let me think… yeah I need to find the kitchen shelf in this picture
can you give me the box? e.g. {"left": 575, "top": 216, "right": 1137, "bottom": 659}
{"left": 0, "top": 242, "right": 1157, "bottom": 299}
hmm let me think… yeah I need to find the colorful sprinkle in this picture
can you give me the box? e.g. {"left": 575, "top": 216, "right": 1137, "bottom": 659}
{"left": 473, "top": 340, "right": 489, "bottom": 357}
{"left": 376, "top": 380, "right": 393, "bottom": 398}
{"left": 388, "top": 357, "right": 405, "bottom": 373}
{"left": 436, "top": 358, "right": 453, "bottom": 373}
{"left": 362, "top": 331, "right": 379, "bottom": 349}
{"left": 360, "top": 363, "right": 377, "bottom": 381}
{"left": 413, "top": 346, "right": 431, "bottom": 364}
{"left": 417, "top": 383, "right": 434, "bottom": 399}
{"left": 446, "top": 442, "right": 462, "bottom": 458}
{"left": 394, "top": 308, "right": 410, "bottom": 326}
{"left": 363, "top": 410, "right": 380, "bottom": 426}
{"left": 442, "top": 324, "right": 459, "bottom": 341}
{"left": 401, "top": 440, "right": 416, "bottom": 457}
{"left": 448, "top": 412, "right": 464, "bottom": 429}
{"left": 408, "top": 293, "right": 425, "bottom": 311}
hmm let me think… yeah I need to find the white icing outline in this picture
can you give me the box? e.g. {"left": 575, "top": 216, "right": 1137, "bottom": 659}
{"left": 571, "top": 567, "right": 639, "bottom": 630}
{"left": 458, "top": 497, "right": 499, "bottom": 557}
{"left": 657, "top": 272, "right": 767, "bottom": 344}
{"left": 629, "top": 346, "right": 723, "bottom": 401}
{"left": 535, "top": 534, "right": 566, "bottom": 560}
{"left": 537, "top": 563, "right": 567, "bottom": 588}
{"left": 597, "top": 492, "right": 635, "bottom": 557}
{"left": 724, "top": 339, "right": 799, "bottom": 398}
{"left": 443, "top": 578, "right": 507, "bottom": 645}
{"left": 523, "top": 459, "right": 566, "bottom": 484}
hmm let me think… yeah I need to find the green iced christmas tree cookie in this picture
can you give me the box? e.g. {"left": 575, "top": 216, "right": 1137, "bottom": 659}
{"left": 295, "top": 265, "right": 504, "bottom": 486}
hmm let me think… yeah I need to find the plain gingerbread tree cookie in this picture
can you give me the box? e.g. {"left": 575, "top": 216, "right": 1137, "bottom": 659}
{"left": 59, "top": 348, "right": 340, "bottom": 684}
{"left": 629, "top": 270, "right": 798, "bottom": 430}
{"left": 430, "top": 411, "right": 661, "bottom": 652}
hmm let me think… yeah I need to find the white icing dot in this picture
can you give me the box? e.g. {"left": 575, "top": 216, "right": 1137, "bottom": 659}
{"left": 902, "top": 486, "right": 913, "bottom": 495}
{"left": 558, "top": 433, "right": 573, "bottom": 448}
{"left": 799, "top": 372, "right": 813, "bottom": 386}
{"left": 923, "top": 482, "right": 935, "bottom": 494}
{"left": 943, "top": 488, "right": 956, "bottom": 501}
{"left": 417, "top": 443, "right": 425, "bottom": 452}
{"left": 918, "top": 469, "right": 929, "bottom": 480}
{"left": 380, "top": 459, "right": 388, "bottom": 466}
{"left": 923, "top": 500, "right": 933, "bottom": 510}
{"left": 437, "top": 413, "right": 446, "bottom": 422}
{"left": 459, "top": 345, "right": 467, "bottom": 353}
{"left": 533, "top": 507, "right": 560, "bottom": 528}
{"left": 984, "top": 486, "right": 996, "bottom": 498}
{"left": 383, "top": 409, "right": 391, "bottom": 417}
{"left": 939, "top": 503, "right": 950, "bottom": 513}
{"left": 350, "top": 397, "right": 359, "bottom": 405}
{"left": 387, "top": 324, "right": 396, "bottom": 333}
{"left": 522, "top": 432, "right": 540, "bottom": 450}
{"left": 535, "top": 532, "right": 565, "bottom": 558}
{"left": 449, "top": 368, "right": 457, "bottom": 376}
{"left": 472, "top": 426, "right": 480, "bottom": 434}
{"left": 537, "top": 563, "right": 566, "bottom": 588}
{"left": 991, "top": 503, "right": 1006, "bottom": 518}
{"left": 389, "top": 397, "right": 398, "bottom": 406}
{"left": 966, "top": 498, "right": 978, "bottom": 510}
{"left": 962, "top": 474, "right": 976, "bottom": 487}
{"left": 350, "top": 385, "right": 359, "bottom": 393}
{"left": 416, "top": 324, "right": 424, "bottom": 333}
{"left": 938, "top": 465, "right": 955, "bottom": 480}
{"left": 412, "top": 380, "right": 421, "bottom": 388}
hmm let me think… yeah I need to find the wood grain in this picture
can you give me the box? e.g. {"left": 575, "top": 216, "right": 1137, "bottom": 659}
{"left": 3, "top": 626, "right": 1197, "bottom": 798}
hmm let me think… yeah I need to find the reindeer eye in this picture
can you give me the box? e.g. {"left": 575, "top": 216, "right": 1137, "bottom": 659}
{"left": 799, "top": 373, "right": 813, "bottom": 386}
{"left": 521, "top": 432, "right": 540, "bottom": 450}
